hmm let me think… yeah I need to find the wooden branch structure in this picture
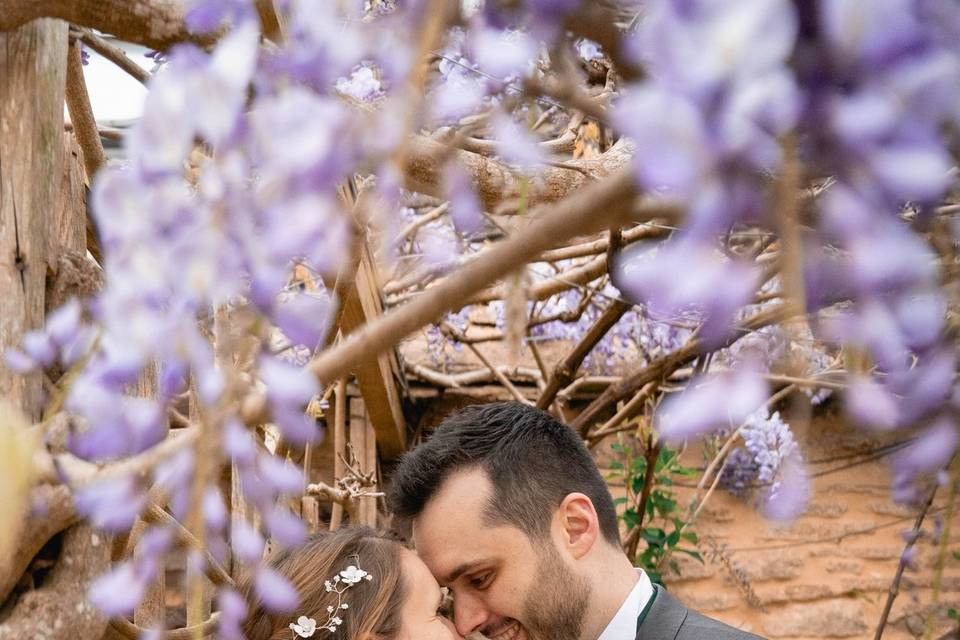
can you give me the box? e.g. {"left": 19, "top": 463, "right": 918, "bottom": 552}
{"left": 0, "top": 0, "right": 218, "bottom": 51}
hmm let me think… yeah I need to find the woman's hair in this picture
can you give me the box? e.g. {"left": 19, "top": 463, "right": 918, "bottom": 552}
{"left": 240, "top": 527, "right": 407, "bottom": 640}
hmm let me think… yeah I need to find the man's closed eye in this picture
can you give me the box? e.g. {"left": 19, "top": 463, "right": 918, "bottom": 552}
{"left": 469, "top": 573, "right": 493, "bottom": 589}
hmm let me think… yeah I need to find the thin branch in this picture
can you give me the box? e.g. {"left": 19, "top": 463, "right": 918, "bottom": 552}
{"left": 571, "top": 302, "right": 800, "bottom": 436}
{"left": 109, "top": 613, "right": 220, "bottom": 640}
{"left": 142, "top": 504, "right": 234, "bottom": 588}
{"left": 1, "top": 0, "right": 219, "bottom": 51}
{"left": 70, "top": 26, "right": 149, "bottom": 85}
{"left": 537, "top": 298, "right": 631, "bottom": 410}
{"left": 65, "top": 36, "right": 107, "bottom": 180}
{"left": 399, "top": 202, "right": 450, "bottom": 241}
{"left": 441, "top": 321, "right": 533, "bottom": 405}
{"left": 874, "top": 487, "right": 938, "bottom": 640}
{"left": 586, "top": 381, "right": 657, "bottom": 446}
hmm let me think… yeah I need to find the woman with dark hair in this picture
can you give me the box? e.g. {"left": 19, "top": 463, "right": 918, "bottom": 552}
{"left": 239, "top": 527, "right": 461, "bottom": 640}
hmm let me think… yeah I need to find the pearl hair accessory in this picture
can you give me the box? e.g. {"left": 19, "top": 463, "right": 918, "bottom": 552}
{"left": 290, "top": 556, "right": 373, "bottom": 637}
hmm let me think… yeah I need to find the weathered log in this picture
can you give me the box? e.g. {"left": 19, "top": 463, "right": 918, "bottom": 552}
{"left": 0, "top": 523, "right": 110, "bottom": 640}
{"left": 0, "top": 484, "right": 78, "bottom": 606}
{"left": 0, "top": 18, "right": 68, "bottom": 420}
{"left": 0, "top": 0, "right": 216, "bottom": 51}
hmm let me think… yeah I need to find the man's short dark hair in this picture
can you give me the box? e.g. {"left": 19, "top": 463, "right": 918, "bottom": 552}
{"left": 388, "top": 402, "right": 621, "bottom": 546}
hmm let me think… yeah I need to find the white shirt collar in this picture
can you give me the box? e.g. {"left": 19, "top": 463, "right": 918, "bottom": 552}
{"left": 596, "top": 569, "right": 654, "bottom": 640}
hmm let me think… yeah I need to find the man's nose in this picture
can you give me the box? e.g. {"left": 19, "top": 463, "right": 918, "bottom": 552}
{"left": 452, "top": 592, "right": 490, "bottom": 636}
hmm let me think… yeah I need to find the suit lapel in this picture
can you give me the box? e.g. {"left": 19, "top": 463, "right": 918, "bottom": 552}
{"left": 635, "top": 585, "right": 688, "bottom": 640}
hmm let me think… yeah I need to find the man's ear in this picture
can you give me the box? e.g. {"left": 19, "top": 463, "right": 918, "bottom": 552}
{"left": 557, "top": 492, "right": 600, "bottom": 560}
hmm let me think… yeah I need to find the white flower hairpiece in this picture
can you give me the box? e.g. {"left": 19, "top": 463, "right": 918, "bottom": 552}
{"left": 291, "top": 557, "right": 374, "bottom": 637}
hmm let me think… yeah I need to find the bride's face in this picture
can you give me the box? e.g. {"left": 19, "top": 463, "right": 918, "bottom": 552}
{"left": 396, "top": 549, "right": 464, "bottom": 640}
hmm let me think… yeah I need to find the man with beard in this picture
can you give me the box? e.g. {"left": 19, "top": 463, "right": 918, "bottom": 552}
{"left": 388, "top": 402, "right": 763, "bottom": 640}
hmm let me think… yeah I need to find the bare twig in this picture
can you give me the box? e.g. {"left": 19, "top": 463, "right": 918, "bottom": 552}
{"left": 571, "top": 302, "right": 800, "bottom": 436}
{"left": 875, "top": 487, "right": 938, "bottom": 640}
{"left": 65, "top": 37, "right": 107, "bottom": 180}
{"left": 537, "top": 298, "right": 631, "bottom": 410}
{"left": 70, "top": 26, "right": 149, "bottom": 85}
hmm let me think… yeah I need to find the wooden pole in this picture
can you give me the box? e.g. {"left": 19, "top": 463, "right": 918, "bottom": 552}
{"left": 0, "top": 18, "right": 68, "bottom": 421}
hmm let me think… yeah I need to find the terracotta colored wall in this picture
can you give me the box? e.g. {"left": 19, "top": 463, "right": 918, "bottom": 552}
{"left": 599, "top": 415, "right": 959, "bottom": 639}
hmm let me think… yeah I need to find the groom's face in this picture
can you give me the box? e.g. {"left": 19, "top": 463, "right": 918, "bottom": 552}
{"left": 412, "top": 467, "right": 589, "bottom": 640}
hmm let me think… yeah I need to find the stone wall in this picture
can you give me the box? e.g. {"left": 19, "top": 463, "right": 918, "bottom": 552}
{"left": 603, "top": 415, "right": 959, "bottom": 640}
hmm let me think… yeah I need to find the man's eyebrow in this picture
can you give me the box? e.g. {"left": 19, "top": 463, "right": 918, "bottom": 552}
{"left": 442, "top": 560, "right": 488, "bottom": 585}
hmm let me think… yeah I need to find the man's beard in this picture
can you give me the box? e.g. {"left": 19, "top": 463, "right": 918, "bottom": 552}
{"left": 520, "top": 544, "right": 590, "bottom": 640}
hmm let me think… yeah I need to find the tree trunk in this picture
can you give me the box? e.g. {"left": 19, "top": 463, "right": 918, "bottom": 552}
{"left": 0, "top": 18, "right": 68, "bottom": 420}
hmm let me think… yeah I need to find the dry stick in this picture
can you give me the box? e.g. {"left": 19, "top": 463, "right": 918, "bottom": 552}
{"left": 142, "top": 505, "right": 234, "bottom": 588}
{"left": 329, "top": 379, "right": 348, "bottom": 531}
{"left": 301, "top": 170, "right": 654, "bottom": 389}
{"left": 399, "top": 202, "right": 450, "bottom": 241}
{"left": 925, "top": 455, "right": 959, "bottom": 640}
{"left": 586, "top": 381, "right": 658, "bottom": 446}
{"left": 71, "top": 27, "right": 149, "bottom": 85}
{"left": 537, "top": 223, "right": 667, "bottom": 262}
{"left": 109, "top": 613, "right": 220, "bottom": 640}
{"left": 470, "top": 252, "right": 608, "bottom": 304}
{"left": 537, "top": 298, "right": 632, "bottom": 410}
{"left": 624, "top": 434, "right": 661, "bottom": 561}
{"left": 405, "top": 362, "right": 543, "bottom": 387}
{"left": 571, "top": 302, "right": 799, "bottom": 437}
{"left": 65, "top": 37, "right": 107, "bottom": 180}
{"left": 254, "top": 0, "right": 284, "bottom": 43}
{"left": 442, "top": 321, "right": 532, "bottom": 405}
{"left": 874, "top": 487, "right": 938, "bottom": 640}
{"left": 1, "top": 0, "right": 221, "bottom": 51}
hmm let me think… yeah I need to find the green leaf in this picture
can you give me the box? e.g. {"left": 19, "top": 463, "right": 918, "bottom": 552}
{"left": 953, "top": 550, "right": 960, "bottom": 561}
{"left": 609, "top": 461, "right": 624, "bottom": 471}
{"left": 948, "top": 608, "right": 958, "bottom": 620}
{"left": 677, "top": 549, "right": 704, "bottom": 563}
{"left": 613, "top": 496, "right": 628, "bottom": 506}
{"left": 622, "top": 509, "right": 640, "bottom": 530}
{"left": 667, "top": 530, "right": 681, "bottom": 547}
{"left": 681, "top": 531, "right": 699, "bottom": 544}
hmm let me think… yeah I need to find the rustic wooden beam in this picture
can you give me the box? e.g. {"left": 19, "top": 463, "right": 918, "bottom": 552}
{"left": 0, "top": 18, "right": 68, "bottom": 421}
{"left": 338, "top": 243, "right": 408, "bottom": 458}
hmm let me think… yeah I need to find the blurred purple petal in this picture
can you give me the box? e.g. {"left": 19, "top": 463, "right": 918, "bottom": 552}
{"left": 274, "top": 291, "right": 333, "bottom": 348}
{"left": 892, "top": 419, "right": 958, "bottom": 478}
{"left": 265, "top": 507, "right": 308, "bottom": 548}
{"left": 4, "top": 348, "right": 37, "bottom": 374}
{"left": 203, "top": 487, "right": 228, "bottom": 532}
{"left": 490, "top": 112, "right": 546, "bottom": 170}
{"left": 471, "top": 28, "right": 537, "bottom": 78}
{"left": 218, "top": 588, "right": 248, "bottom": 640}
{"left": 255, "top": 566, "right": 299, "bottom": 613}
{"left": 46, "top": 299, "right": 82, "bottom": 348}
{"left": 257, "top": 454, "right": 305, "bottom": 494}
{"left": 22, "top": 330, "right": 55, "bottom": 367}
{"left": 259, "top": 356, "right": 319, "bottom": 408}
{"left": 443, "top": 162, "right": 484, "bottom": 234}
{"left": 763, "top": 453, "right": 810, "bottom": 521}
{"left": 658, "top": 369, "right": 767, "bottom": 443}
{"left": 271, "top": 404, "right": 322, "bottom": 445}
{"left": 232, "top": 519, "right": 265, "bottom": 564}
{"left": 612, "top": 87, "right": 710, "bottom": 196}
{"left": 74, "top": 476, "right": 147, "bottom": 532}
{"left": 845, "top": 376, "right": 899, "bottom": 430}
{"left": 88, "top": 563, "right": 145, "bottom": 617}
{"left": 223, "top": 418, "right": 256, "bottom": 466}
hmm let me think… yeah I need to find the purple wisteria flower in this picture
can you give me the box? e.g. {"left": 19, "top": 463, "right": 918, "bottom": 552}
{"left": 657, "top": 368, "right": 767, "bottom": 443}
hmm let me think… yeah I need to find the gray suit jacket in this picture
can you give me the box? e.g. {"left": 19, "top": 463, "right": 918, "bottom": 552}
{"left": 636, "top": 586, "right": 764, "bottom": 639}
